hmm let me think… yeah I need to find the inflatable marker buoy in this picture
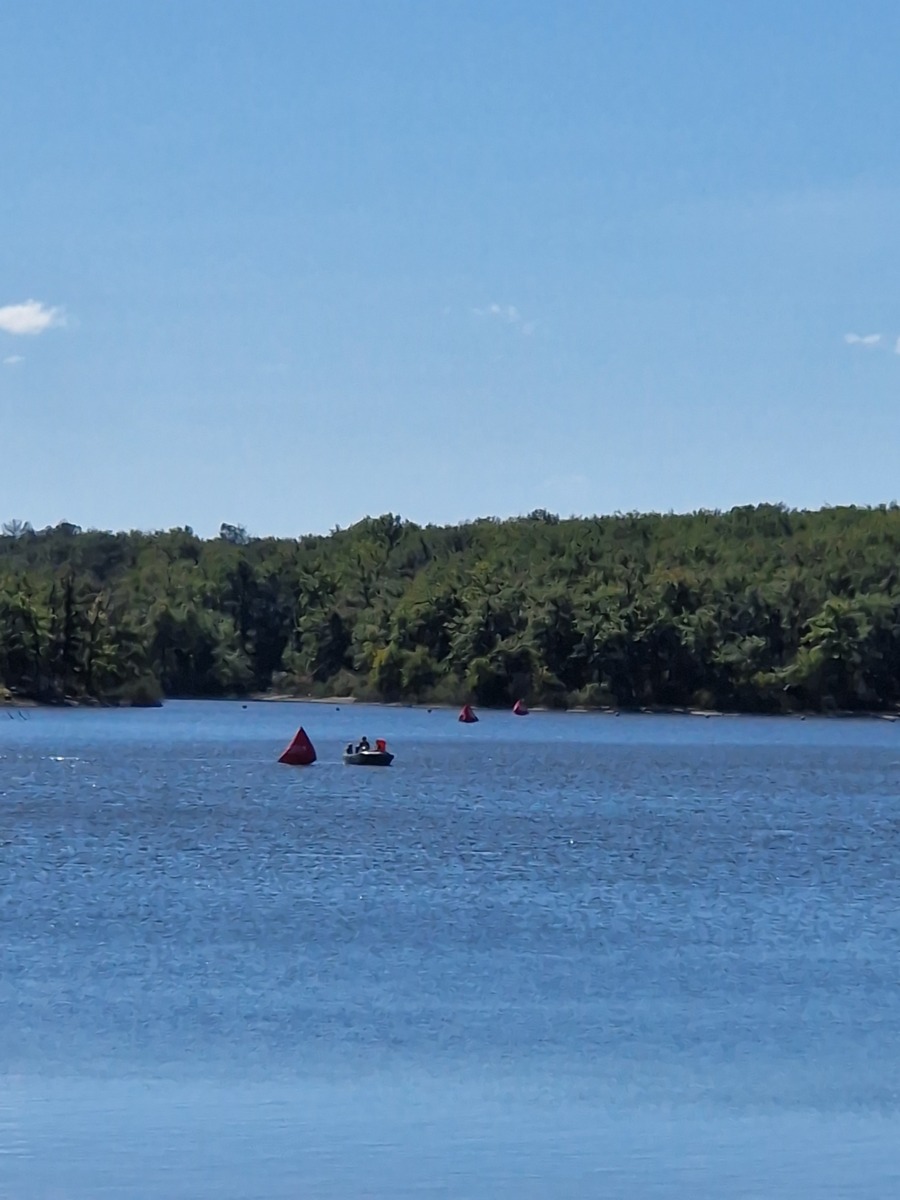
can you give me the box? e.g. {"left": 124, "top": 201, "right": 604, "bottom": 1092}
{"left": 458, "top": 704, "right": 478, "bottom": 723}
{"left": 512, "top": 699, "right": 529, "bottom": 716}
{"left": 278, "top": 726, "right": 317, "bottom": 765}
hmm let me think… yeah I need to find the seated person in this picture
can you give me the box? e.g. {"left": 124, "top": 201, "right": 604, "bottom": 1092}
{"left": 357, "top": 735, "right": 370, "bottom": 753}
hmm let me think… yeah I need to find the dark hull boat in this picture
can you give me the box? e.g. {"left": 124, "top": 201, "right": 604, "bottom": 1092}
{"left": 343, "top": 750, "right": 394, "bottom": 767}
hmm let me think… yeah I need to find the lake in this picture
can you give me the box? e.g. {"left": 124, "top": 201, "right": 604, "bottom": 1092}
{"left": 2, "top": 700, "right": 900, "bottom": 1197}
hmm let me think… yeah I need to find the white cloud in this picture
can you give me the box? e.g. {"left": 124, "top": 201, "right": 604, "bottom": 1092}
{"left": 0, "top": 299, "right": 65, "bottom": 336}
{"left": 3, "top": 354, "right": 24, "bottom": 366}
{"left": 473, "top": 302, "right": 521, "bottom": 324}
{"left": 473, "top": 302, "right": 539, "bottom": 336}
{"left": 844, "top": 332, "right": 881, "bottom": 346}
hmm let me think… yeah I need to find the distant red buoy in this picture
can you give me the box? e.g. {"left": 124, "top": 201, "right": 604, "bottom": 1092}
{"left": 458, "top": 704, "right": 478, "bottom": 724}
{"left": 278, "top": 726, "right": 317, "bottom": 765}
{"left": 512, "top": 699, "right": 529, "bottom": 716}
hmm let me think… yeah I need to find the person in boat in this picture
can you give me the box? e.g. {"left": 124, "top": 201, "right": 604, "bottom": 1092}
{"left": 345, "top": 742, "right": 354, "bottom": 756}
{"left": 356, "top": 735, "right": 370, "bottom": 753}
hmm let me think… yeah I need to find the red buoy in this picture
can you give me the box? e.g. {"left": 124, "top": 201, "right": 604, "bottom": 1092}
{"left": 512, "top": 699, "right": 529, "bottom": 716}
{"left": 458, "top": 704, "right": 478, "bottom": 723}
{"left": 278, "top": 726, "right": 317, "bottom": 765}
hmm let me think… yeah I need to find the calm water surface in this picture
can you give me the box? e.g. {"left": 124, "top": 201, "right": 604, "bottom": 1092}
{"left": 2, "top": 701, "right": 900, "bottom": 1197}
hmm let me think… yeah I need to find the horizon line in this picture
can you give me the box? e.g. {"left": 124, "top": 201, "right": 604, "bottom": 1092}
{"left": 4, "top": 499, "right": 900, "bottom": 542}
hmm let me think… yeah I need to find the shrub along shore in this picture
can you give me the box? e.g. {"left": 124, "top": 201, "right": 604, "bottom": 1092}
{"left": 2, "top": 505, "right": 900, "bottom": 714}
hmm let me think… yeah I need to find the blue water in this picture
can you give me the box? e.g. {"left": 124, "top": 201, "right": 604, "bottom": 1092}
{"left": 2, "top": 701, "right": 900, "bottom": 1197}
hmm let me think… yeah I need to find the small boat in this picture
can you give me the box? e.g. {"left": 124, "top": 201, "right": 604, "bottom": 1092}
{"left": 343, "top": 749, "right": 394, "bottom": 767}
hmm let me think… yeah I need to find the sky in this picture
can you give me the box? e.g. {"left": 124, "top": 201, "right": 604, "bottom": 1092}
{"left": 3, "top": 0, "right": 900, "bottom": 538}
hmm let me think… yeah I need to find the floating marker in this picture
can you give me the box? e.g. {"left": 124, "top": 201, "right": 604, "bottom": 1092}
{"left": 278, "top": 726, "right": 317, "bottom": 765}
{"left": 458, "top": 704, "right": 478, "bottom": 723}
{"left": 512, "top": 699, "right": 529, "bottom": 716}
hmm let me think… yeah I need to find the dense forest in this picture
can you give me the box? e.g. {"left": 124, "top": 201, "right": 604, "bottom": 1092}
{"left": 1, "top": 504, "right": 900, "bottom": 713}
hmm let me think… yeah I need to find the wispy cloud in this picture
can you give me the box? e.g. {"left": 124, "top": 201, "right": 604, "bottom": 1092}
{"left": 0, "top": 299, "right": 65, "bottom": 336}
{"left": 844, "top": 332, "right": 882, "bottom": 346}
{"left": 474, "top": 302, "right": 521, "bottom": 324}
{"left": 3, "top": 354, "right": 24, "bottom": 366}
{"left": 472, "top": 302, "right": 538, "bottom": 336}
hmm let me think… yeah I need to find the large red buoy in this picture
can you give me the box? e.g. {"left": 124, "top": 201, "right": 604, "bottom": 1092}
{"left": 278, "top": 726, "right": 317, "bottom": 765}
{"left": 458, "top": 704, "right": 478, "bottom": 724}
{"left": 512, "top": 699, "right": 529, "bottom": 716}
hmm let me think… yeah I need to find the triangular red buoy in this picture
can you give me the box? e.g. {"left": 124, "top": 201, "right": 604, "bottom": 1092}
{"left": 458, "top": 704, "right": 478, "bottom": 724}
{"left": 512, "top": 699, "right": 529, "bottom": 716}
{"left": 278, "top": 726, "right": 317, "bottom": 765}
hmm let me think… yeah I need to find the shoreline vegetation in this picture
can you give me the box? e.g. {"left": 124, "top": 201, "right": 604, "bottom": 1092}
{"left": 3, "top": 504, "right": 900, "bottom": 717}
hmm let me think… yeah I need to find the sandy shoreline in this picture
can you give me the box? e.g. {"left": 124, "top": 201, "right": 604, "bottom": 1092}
{"left": 2, "top": 689, "right": 898, "bottom": 721}
{"left": 252, "top": 694, "right": 900, "bottom": 721}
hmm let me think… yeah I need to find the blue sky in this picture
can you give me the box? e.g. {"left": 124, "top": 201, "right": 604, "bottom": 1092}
{"left": 3, "top": 1, "right": 899, "bottom": 537}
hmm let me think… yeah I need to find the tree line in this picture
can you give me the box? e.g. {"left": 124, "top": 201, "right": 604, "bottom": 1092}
{"left": 1, "top": 504, "right": 900, "bottom": 712}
